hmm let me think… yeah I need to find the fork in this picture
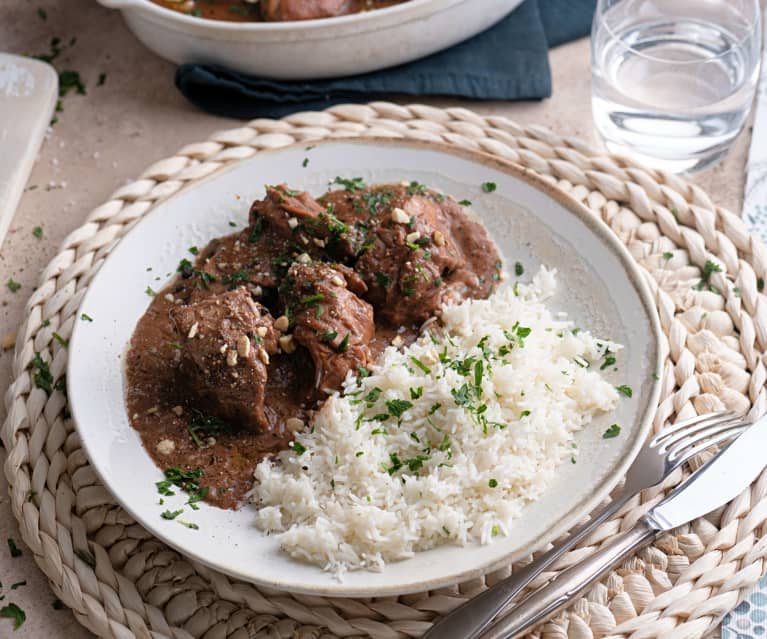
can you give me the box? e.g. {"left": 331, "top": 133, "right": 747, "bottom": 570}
{"left": 422, "top": 410, "right": 747, "bottom": 639}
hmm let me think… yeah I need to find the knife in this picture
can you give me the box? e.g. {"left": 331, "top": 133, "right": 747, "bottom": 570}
{"left": 473, "top": 413, "right": 767, "bottom": 639}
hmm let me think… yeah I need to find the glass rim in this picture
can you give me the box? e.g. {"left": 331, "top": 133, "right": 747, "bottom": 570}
{"left": 595, "top": 0, "right": 761, "bottom": 65}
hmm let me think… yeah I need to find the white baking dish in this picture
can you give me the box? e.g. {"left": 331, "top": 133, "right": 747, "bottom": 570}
{"left": 96, "top": 0, "right": 522, "bottom": 80}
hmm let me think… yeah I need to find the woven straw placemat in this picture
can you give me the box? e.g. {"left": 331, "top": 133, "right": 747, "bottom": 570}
{"left": 3, "top": 102, "right": 767, "bottom": 639}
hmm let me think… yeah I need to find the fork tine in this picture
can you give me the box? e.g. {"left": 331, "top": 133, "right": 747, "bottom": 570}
{"left": 652, "top": 411, "right": 741, "bottom": 451}
{"left": 669, "top": 425, "right": 748, "bottom": 467}
{"left": 651, "top": 411, "right": 736, "bottom": 443}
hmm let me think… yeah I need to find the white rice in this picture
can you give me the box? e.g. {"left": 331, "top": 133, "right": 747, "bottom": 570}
{"left": 251, "top": 267, "right": 621, "bottom": 575}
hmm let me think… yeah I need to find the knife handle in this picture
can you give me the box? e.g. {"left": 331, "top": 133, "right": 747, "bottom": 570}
{"left": 477, "top": 517, "right": 658, "bottom": 639}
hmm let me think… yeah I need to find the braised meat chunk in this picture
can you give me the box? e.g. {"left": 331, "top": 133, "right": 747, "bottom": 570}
{"left": 351, "top": 184, "right": 500, "bottom": 327}
{"left": 250, "top": 185, "right": 361, "bottom": 260}
{"left": 282, "top": 260, "right": 374, "bottom": 393}
{"left": 261, "top": 0, "right": 353, "bottom": 21}
{"left": 170, "top": 287, "right": 279, "bottom": 433}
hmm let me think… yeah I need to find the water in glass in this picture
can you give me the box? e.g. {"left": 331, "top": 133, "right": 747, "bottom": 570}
{"left": 592, "top": 0, "right": 761, "bottom": 173}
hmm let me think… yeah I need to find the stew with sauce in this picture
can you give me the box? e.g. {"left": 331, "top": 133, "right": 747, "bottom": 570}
{"left": 151, "top": 0, "right": 408, "bottom": 22}
{"left": 125, "top": 180, "right": 501, "bottom": 509}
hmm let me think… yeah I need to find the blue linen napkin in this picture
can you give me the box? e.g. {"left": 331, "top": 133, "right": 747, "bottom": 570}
{"left": 175, "top": 0, "right": 596, "bottom": 119}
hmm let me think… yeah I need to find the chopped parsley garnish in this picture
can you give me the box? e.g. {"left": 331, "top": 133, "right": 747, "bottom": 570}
{"left": 616, "top": 385, "right": 633, "bottom": 398}
{"left": 300, "top": 293, "right": 325, "bottom": 307}
{"left": 32, "top": 226, "right": 43, "bottom": 239}
{"left": 52, "top": 332, "right": 68, "bottom": 347}
{"left": 481, "top": 181, "right": 497, "bottom": 193}
{"left": 357, "top": 367, "right": 370, "bottom": 381}
{"left": 519, "top": 410, "right": 531, "bottom": 418}
{"left": 302, "top": 158, "right": 309, "bottom": 167}
{"left": 410, "top": 356, "right": 431, "bottom": 374}
{"left": 58, "top": 70, "right": 86, "bottom": 97}
{"left": 374, "top": 272, "right": 390, "bottom": 288}
{"left": 145, "top": 285, "right": 156, "bottom": 297}
{"left": 161, "top": 509, "right": 183, "bottom": 520}
{"left": 600, "top": 353, "right": 616, "bottom": 370}
{"left": 759, "top": 277, "right": 764, "bottom": 292}
{"left": 97, "top": 72, "right": 107, "bottom": 86}
{"left": 178, "top": 520, "right": 199, "bottom": 530}
{"left": 156, "top": 468, "right": 206, "bottom": 508}
{"left": 458, "top": 199, "right": 471, "bottom": 206}
{"left": 385, "top": 399, "right": 413, "bottom": 418}
{"left": 222, "top": 269, "right": 249, "bottom": 286}
{"left": 249, "top": 217, "right": 265, "bottom": 243}
{"left": 333, "top": 176, "right": 366, "bottom": 191}
{"left": 603, "top": 424, "right": 621, "bottom": 439}
{"left": 695, "top": 260, "right": 723, "bottom": 291}
{"left": 406, "top": 181, "right": 427, "bottom": 195}
{"left": 663, "top": 251, "right": 673, "bottom": 261}
{"left": 177, "top": 258, "right": 194, "bottom": 277}
{"left": 290, "top": 441, "right": 307, "bottom": 455}
{"left": 7, "top": 539, "right": 21, "bottom": 558}
{"left": 337, "top": 334, "right": 350, "bottom": 353}
{"left": 31, "top": 354, "right": 53, "bottom": 394}
{"left": 75, "top": 549, "right": 95, "bottom": 567}
{"left": 6, "top": 278, "right": 21, "bottom": 293}
{"left": 321, "top": 330, "right": 337, "bottom": 342}
{"left": 514, "top": 261, "right": 524, "bottom": 276}
{"left": 403, "top": 286, "right": 414, "bottom": 297}
{"left": 410, "top": 386, "right": 424, "bottom": 400}
{"left": 0, "top": 603, "right": 26, "bottom": 630}
{"left": 488, "top": 478, "right": 498, "bottom": 488}
{"left": 80, "top": 313, "right": 93, "bottom": 322}
{"left": 188, "top": 246, "right": 199, "bottom": 255}
{"left": 187, "top": 409, "right": 229, "bottom": 446}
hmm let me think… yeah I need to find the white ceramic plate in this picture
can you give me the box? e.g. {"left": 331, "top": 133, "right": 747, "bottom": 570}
{"left": 96, "top": 0, "right": 522, "bottom": 80}
{"left": 68, "top": 139, "right": 662, "bottom": 597}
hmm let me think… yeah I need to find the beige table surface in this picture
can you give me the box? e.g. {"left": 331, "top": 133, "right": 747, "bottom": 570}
{"left": 0, "top": 1, "right": 749, "bottom": 637}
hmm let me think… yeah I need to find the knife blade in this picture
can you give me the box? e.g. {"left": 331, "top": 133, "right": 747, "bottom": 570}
{"left": 476, "top": 413, "right": 767, "bottom": 639}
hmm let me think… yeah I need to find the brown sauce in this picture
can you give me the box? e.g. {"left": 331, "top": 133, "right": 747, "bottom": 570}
{"left": 152, "top": 0, "right": 406, "bottom": 22}
{"left": 125, "top": 182, "right": 501, "bottom": 510}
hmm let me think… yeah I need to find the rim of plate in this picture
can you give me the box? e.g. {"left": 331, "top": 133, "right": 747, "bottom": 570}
{"left": 68, "top": 137, "right": 663, "bottom": 596}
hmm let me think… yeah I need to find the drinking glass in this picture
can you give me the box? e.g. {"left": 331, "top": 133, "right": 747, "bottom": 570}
{"left": 591, "top": 0, "right": 761, "bottom": 173}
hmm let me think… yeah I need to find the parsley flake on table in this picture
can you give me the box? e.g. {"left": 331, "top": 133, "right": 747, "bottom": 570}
{"left": 32, "top": 226, "right": 43, "bottom": 239}
{"left": 7, "top": 538, "right": 21, "bottom": 558}
{"left": 0, "top": 602, "right": 26, "bottom": 630}
{"left": 514, "top": 261, "right": 524, "bottom": 276}
{"left": 615, "top": 385, "right": 633, "bottom": 397}
{"left": 6, "top": 279, "right": 21, "bottom": 293}
{"left": 80, "top": 313, "right": 93, "bottom": 322}
{"left": 603, "top": 424, "right": 621, "bottom": 439}
{"left": 458, "top": 199, "right": 471, "bottom": 206}
{"left": 488, "top": 478, "right": 498, "bottom": 488}
{"left": 481, "top": 181, "right": 497, "bottom": 193}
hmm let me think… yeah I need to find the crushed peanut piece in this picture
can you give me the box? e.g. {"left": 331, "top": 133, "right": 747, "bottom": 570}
{"left": 187, "top": 322, "right": 199, "bottom": 339}
{"left": 286, "top": 417, "right": 304, "bottom": 432}
{"left": 330, "top": 275, "right": 344, "bottom": 287}
{"left": 258, "top": 348, "right": 270, "bottom": 365}
{"left": 287, "top": 217, "right": 299, "bottom": 229}
{"left": 313, "top": 238, "right": 326, "bottom": 248}
{"left": 156, "top": 439, "right": 175, "bottom": 455}
{"left": 406, "top": 231, "right": 421, "bottom": 243}
{"left": 296, "top": 252, "right": 311, "bottom": 264}
{"left": 391, "top": 207, "right": 410, "bottom": 224}
{"left": 172, "top": 405, "right": 183, "bottom": 416}
{"left": 237, "top": 334, "right": 251, "bottom": 358}
{"left": 392, "top": 336, "right": 404, "bottom": 347}
{"left": 279, "top": 334, "right": 296, "bottom": 354}
{"left": 433, "top": 230, "right": 446, "bottom": 247}
{"left": 164, "top": 293, "right": 175, "bottom": 303}
{"left": 226, "top": 349, "right": 238, "bottom": 367}
{"left": 274, "top": 316, "right": 289, "bottom": 332}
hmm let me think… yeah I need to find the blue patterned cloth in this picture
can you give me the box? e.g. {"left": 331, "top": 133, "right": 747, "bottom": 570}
{"left": 719, "top": 12, "right": 767, "bottom": 639}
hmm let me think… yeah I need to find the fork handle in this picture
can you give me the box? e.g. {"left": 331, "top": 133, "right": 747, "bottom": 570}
{"left": 422, "top": 490, "right": 633, "bottom": 639}
{"left": 477, "top": 517, "right": 658, "bottom": 639}
{"left": 421, "top": 491, "right": 632, "bottom": 639}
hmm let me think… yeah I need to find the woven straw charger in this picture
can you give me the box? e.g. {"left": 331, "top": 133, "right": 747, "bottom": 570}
{"left": 3, "top": 102, "right": 767, "bottom": 639}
